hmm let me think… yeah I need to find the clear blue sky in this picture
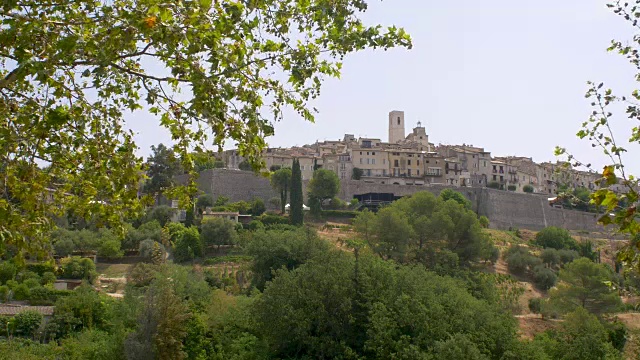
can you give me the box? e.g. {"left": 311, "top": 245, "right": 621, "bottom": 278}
{"left": 127, "top": 0, "right": 640, "bottom": 175}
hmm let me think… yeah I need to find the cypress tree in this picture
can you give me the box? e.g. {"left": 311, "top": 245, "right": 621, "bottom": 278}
{"left": 290, "top": 158, "right": 304, "bottom": 226}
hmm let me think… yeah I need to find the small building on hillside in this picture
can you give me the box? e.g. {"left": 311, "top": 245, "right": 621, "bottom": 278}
{"left": 53, "top": 279, "right": 83, "bottom": 291}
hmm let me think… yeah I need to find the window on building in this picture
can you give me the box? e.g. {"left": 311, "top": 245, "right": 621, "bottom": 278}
{"left": 419, "top": 136, "right": 422, "bottom": 139}
{"left": 408, "top": 160, "right": 411, "bottom": 165}
{"left": 397, "top": 117, "right": 400, "bottom": 124}
{"left": 408, "top": 169, "right": 412, "bottom": 176}
{"left": 417, "top": 170, "right": 420, "bottom": 176}
{"left": 360, "top": 152, "right": 362, "bottom": 155}
{"left": 366, "top": 158, "right": 370, "bottom": 164}
{"left": 359, "top": 158, "right": 363, "bottom": 164}
{"left": 417, "top": 160, "right": 420, "bottom": 166}
{"left": 372, "top": 152, "right": 375, "bottom": 155}
{"left": 372, "top": 159, "right": 376, "bottom": 165}
{"left": 500, "top": 176, "right": 504, "bottom": 182}
{"left": 493, "top": 175, "right": 497, "bottom": 181}
{"left": 394, "top": 160, "right": 399, "bottom": 167}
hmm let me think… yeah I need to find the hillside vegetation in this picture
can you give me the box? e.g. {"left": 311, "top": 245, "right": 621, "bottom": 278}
{"left": 0, "top": 190, "right": 636, "bottom": 359}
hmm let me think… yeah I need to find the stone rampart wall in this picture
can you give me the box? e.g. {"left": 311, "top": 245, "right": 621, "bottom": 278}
{"left": 186, "top": 170, "right": 605, "bottom": 231}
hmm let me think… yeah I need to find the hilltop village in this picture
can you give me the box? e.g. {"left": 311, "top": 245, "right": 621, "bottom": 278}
{"left": 221, "top": 110, "right": 602, "bottom": 195}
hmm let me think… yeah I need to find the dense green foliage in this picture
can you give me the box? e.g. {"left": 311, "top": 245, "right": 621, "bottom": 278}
{"left": 0, "top": 223, "right": 629, "bottom": 359}
{"left": 354, "top": 191, "right": 495, "bottom": 267}
{"left": 255, "top": 251, "right": 517, "bottom": 359}
{"left": 173, "top": 227, "right": 202, "bottom": 263}
{"left": 533, "top": 227, "right": 579, "bottom": 251}
{"left": 0, "top": 0, "right": 411, "bottom": 256}
{"left": 245, "top": 228, "right": 330, "bottom": 291}
{"left": 439, "top": 188, "right": 472, "bottom": 209}
{"left": 270, "top": 168, "right": 291, "bottom": 214}
{"left": 523, "top": 184, "right": 534, "bottom": 193}
{"left": 289, "top": 159, "right": 304, "bottom": 226}
{"left": 200, "top": 217, "right": 237, "bottom": 251}
{"left": 307, "top": 169, "right": 340, "bottom": 209}
{"left": 547, "top": 258, "right": 622, "bottom": 316}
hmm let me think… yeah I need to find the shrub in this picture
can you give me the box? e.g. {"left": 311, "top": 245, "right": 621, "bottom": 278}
{"left": 59, "top": 257, "right": 97, "bottom": 283}
{"left": 13, "top": 284, "right": 31, "bottom": 301}
{"left": 346, "top": 198, "right": 358, "bottom": 209}
{"left": 607, "top": 320, "right": 627, "bottom": 352}
{"left": 0, "top": 262, "right": 17, "bottom": 284}
{"left": 17, "top": 271, "right": 40, "bottom": 283}
{"left": 507, "top": 185, "right": 516, "bottom": 191}
{"left": 540, "top": 248, "right": 561, "bottom": 267}
{"left": 0, "top": 286, "right": 8, "bottom": 303}
{"left": 489, "top": 247, "right": 500, "bottom": 264}
{"left": 12, "top": 310, "right": 43, "bottom": 338}
{"left": 29, "top": 287, "right": 51, "bottom": 301}
{"left": 40, "top": 272, "right": 57, "bottom": 286}
{"left": 200, "top": 217, "right": 237, "bottom": 250}
{"left": 173, "top": 227, "right": 202, "bottom": 263}
{"left": 26, "top": 264, "right": 56, "bottom": 277}
{"left": 258, "top": 214, "right": 289, "bottom": 226}
{"left": 579, "top": 240, "right": 598, "bottom": 261}
{"left": 23, "top": 278, "right": 41, "bottom": 289}
{"left": 127, "top": 263, "right": 157, "bottom": 287}
{"left": 5, "top": 280, "right": 18, "bottom": 290}
{"left": 558, "top": 249, "right": 580, "bottom": 264}
{"left": 138, "top": 239, "right": 156, "bottom": 261}
{"left": 533, "top": 265, "right": 557, "bottom": 290}
{"left": 247, "top": 220, "right": 265, "bottom": 231}
{"left": 328, "top": 197, "right": 346, "bottom": 210}
{"left": 98, "top": 239, "right": 124, "bottom": 259}
{"left": 478, "top": 216, "right": 489, "bottom": 228}
{"left": 250, "top": 198, "right": 266, "bottom": 216}
{"left": 528, "top": 298, "right": 542, "bottom": 314}
{"left": 54, "top": 238, "right": 76, "bottom": 257}
{"left": 523, "top": 184, "right": 534, "bottom": 193}
{"left": 505, "top": 246, "right": 541, "bottom": 275}
{"left": 533, "top": 226, "right": 578, "bottom": 250}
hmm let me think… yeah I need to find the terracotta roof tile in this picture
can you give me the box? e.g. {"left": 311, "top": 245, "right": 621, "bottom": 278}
{"left": 0, "top": 305, "right": 54, "bottom": 316}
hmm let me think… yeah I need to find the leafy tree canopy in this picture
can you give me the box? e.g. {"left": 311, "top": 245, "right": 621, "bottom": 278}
{"left": 355, "top": 191, "right": 494, "bottom": 266}
{"left": 307, "top": 169, "right": 340, "bottom": 205}
{"left": 533, "top": 227, "right": 579, "bottom": 251}
{"left": 439, "top": 189, "right": 472, "bottom": 209}
{"left": 0, "top": 0, "right": 411, "bottom": 256}
{"left": 548, "top": 258, "right": 621, "bottom": 316}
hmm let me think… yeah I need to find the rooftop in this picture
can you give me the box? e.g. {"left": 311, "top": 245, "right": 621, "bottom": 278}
{"left": 0, "top": 305, "right": 54, "bottom": 316}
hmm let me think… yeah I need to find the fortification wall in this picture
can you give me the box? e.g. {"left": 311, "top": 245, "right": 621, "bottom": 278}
{"left": 187, "top": 170, "right": 605, "bottom": 232}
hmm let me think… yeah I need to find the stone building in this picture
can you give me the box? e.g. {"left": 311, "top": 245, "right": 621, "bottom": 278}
{"left": 388, "top": 110, "right": 405, "bottom": 144}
